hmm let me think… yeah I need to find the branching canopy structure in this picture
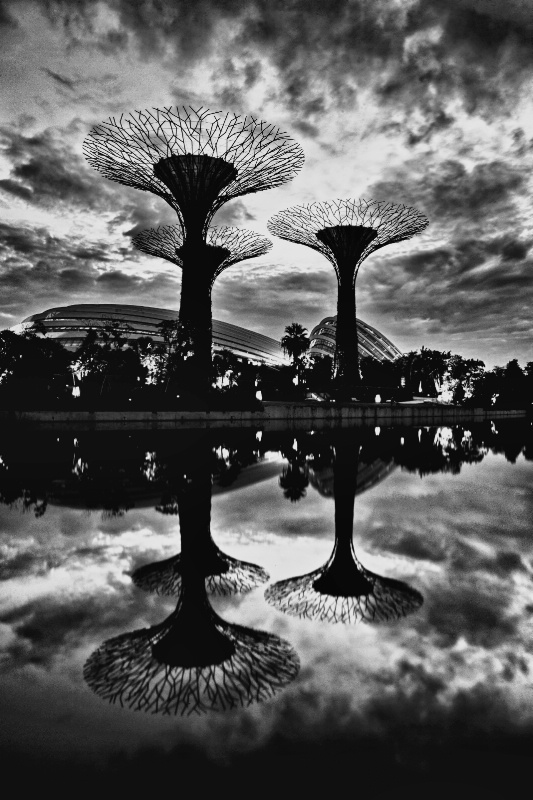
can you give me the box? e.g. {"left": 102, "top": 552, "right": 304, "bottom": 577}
{"left": 132, "top": 545, "right": 270, "bottom": 597}
{"left": 268, "top": 199, "right": 428, "bottom": 395}
{"left": 84, "top": 106, "right": 305, "bottom": 238}
{"left": 132, "top": 224, "right": 273, "bottom": 286}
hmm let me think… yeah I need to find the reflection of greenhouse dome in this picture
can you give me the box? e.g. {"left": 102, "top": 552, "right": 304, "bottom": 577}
{"left": 309, "top": 316, "right": 401, "bottom": 362}
{"left": 13, "top": 304, "right": 287, "bottom": 367}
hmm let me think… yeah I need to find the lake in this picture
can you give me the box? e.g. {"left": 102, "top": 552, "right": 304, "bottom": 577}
{"left": 1, "top": 420, "right": 532, "bottom": 794}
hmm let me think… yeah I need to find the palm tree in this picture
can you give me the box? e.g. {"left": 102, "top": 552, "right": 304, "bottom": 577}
{"left": 280, "top": 324, "right": 310, "bottom": 385}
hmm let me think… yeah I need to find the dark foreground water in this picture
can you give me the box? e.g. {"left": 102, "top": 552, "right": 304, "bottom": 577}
{"left": 1, "top": 420, "right": 532, "bottom": 794}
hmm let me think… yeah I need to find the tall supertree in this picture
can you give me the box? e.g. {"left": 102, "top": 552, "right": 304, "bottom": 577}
{"left": 132, "top": 224, "right": 272, "bottom": 394}
{"left": 268, "top": 199, "right": 428, "bottom": 398}
{"left": 265, "top": 431, "right": 423, "bottom": 624}
{"left": 84, "top": 107, "right": 304, "bottom": 400}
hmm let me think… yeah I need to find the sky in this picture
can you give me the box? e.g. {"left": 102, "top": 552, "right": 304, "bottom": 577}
{"left": 0, "top": 0, "right": 532, "bottom": 368}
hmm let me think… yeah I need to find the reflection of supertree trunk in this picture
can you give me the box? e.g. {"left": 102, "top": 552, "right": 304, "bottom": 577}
{"left": 85, "top": 436, "right": 299, "bottom": 714}
{"left": 268, "top": 200, "right": 428, "bottom": 398}
{"left": 265, "top": 434, "right": 423, "bottom": 624}
{"left": 132, "top": 437, "right": 269, "bottom": 596}
{"left": 84, "top": 108, "right": 304, "bottom": 400}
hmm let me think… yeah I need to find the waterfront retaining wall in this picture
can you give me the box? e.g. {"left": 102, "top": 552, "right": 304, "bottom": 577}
{"left": 0, "top": 402, "right": 527, "bottom": 427}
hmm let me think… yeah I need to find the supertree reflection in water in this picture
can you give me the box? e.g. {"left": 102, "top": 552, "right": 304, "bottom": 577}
{"left": 85, "top": 434, "right": 299, "bottom": 714}
{"left": 265, "top": 431, "right": 423, "bottom": 624}
{"left": 131, "top": 436, "right": 269, "bottom": 596}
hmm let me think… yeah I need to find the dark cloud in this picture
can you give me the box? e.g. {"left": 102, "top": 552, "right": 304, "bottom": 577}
{"left": 41, "top": 67, "right": 76, "bottom": 90}
{"left": 214, "top": 268, "right": 336, "bottom": 337}
{"left": 0, "top": 220, "right": 181, "bottom": 327}
{"left": 0, "top": 125, "right": 116, "bottom": 210}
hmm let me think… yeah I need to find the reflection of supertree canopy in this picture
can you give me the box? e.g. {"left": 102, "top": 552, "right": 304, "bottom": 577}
{"left": 85, "top": 567, "right": 299, "bottom": 715}
{"left": 265, "top": 433, "right": 423, "bottom": 624}
{"left": 84, "top": 107, "right": 304, "bottom": 236}
{"left": 268, "top": 199, "right": 428, "bottom": 394}
{"left": 264, "top": 553, "right": 423, "bottom": 624}
{"left": 132, "top": 545, "right": 269, "bottom": 597}
{"left": 132, "top": 225, "right": 272, "bottom": 286}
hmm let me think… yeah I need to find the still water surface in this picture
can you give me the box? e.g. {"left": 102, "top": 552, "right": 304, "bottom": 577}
{"left": 1, "top": 421, "right": 532, "bottom": 792}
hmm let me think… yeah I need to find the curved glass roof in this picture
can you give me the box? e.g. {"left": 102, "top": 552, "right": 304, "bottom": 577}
{"left": 17, "top": 304, "right": 288, "bottom": 367}
{"left": 309, "top": 315, "right": 402, "bottom": 363}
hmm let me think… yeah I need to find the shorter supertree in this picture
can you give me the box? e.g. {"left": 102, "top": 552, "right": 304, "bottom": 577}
{"left": 265, "top": 433, "right": 423, "bottom": 624}
{"left": 268, "top": 199, "right": 428, "bottom": 398}
{"left": 133, "top": 225, "right": 272, "bottom": 397}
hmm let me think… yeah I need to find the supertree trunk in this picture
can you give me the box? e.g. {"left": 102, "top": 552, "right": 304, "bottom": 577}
{"left": 335, "top": 274, "right": 359, "bottom": 397}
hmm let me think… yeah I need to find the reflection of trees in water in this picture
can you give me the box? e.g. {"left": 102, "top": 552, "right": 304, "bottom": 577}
{"left": 85, "top": 433, "right": 298, "bottom": 714}
{"left": 266, "top": 431, "right": 423, "bottom": 624}
{"left": 0, "top": 423, "right": 531, "bottom": 517}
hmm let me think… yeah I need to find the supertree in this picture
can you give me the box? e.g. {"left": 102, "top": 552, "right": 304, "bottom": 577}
{"left": 265, "top": 431, "right": 423, "bottom": 624}
{"left": 268, "top": 199, "right": 428, "bottom": 398}
{"left": 132, "top": 224, "right": 272, "bottom": 394}
{"left": 84, "top": 107, "right": 304, "bottom": 399}
{"left": 85, "top": 435, "right": 299, "bottom": 715}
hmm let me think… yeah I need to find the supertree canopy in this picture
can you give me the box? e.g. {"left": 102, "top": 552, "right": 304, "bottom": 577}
{"left": 268, "top": 198, "right": 428, "bottom": 397}
{"left": 84, "top": 107, "right": 305, "bottom": 239}
{"left": 132, "top": 224, "right": 273, "bottom": 286}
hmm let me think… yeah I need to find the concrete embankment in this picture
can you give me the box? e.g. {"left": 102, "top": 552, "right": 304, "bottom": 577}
{"left": 0, "top": 402, "right": 527, "bottom": 428}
